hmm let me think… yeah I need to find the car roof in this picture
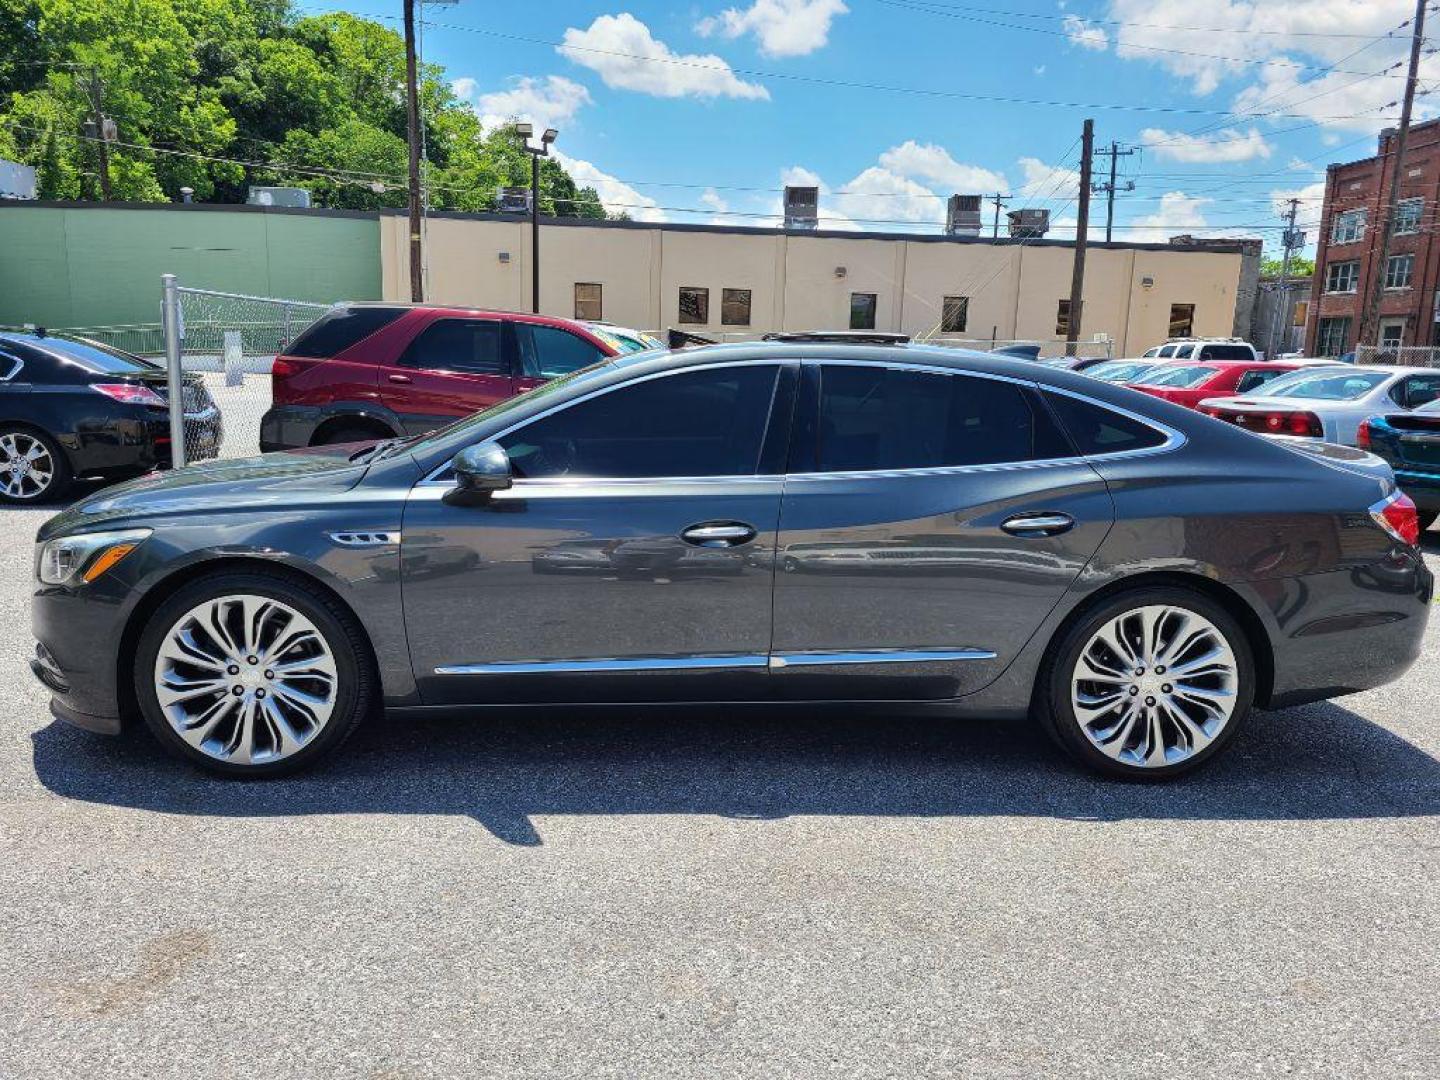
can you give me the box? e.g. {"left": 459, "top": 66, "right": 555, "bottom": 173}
{"left": 341, "top": 301, "right": 599, "bottom": 329}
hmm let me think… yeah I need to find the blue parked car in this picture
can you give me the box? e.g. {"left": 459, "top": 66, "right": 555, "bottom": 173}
{"left": 1360, "top": 400, "right": 1440, "bottom": 533}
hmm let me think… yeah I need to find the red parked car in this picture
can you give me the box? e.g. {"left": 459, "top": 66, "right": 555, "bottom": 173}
{"left": 1125, "top": 361, "right": 1313, "bottom": 411}
{"left": 259, "top": 304, "right": 622, "bottom": 450}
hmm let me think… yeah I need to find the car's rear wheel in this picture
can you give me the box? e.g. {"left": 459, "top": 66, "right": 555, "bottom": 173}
{"left": 1418, "top": 509, "right": 1438, "bottom": 534}
{"left": 0, "top": 427, "right": 70, "bottom": 503}
{"left": 1039, "top": 587, "right": 1255, "bottom": 779}
{"left": 135, "top": 570, "right": 376, "bottom": 777}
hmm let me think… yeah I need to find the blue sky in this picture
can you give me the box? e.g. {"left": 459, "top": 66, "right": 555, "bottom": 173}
{"left": 317, "top": 1, "right": 1433, "bottom": 257}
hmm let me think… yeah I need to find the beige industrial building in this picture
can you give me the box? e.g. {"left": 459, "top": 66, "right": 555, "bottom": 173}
{"left": 380, "top": 209, "right": 1255, "bottom": 356}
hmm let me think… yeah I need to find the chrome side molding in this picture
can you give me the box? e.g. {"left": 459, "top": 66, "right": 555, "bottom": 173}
{"left": 768, "top": 648, "right": 996, "bottom": 668}
{"left": 435, "top": 649, "right": 995, "bottom": 675}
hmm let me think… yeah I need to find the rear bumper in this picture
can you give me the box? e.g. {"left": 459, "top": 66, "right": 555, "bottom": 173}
{"left": 1394, "top": 467, "right": 1440, "bottom": 512}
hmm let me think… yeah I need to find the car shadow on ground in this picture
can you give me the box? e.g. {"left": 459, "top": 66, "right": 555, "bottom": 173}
{"left": 30, "top": 698, "right": 1440, "bottom": 845}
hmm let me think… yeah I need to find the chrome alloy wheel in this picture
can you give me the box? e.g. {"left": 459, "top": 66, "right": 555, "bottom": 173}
{"left": 153, "top": 594, "right": 339, "bottom": 765}
{"left": 0, "top": 432, "right": 55, "bottom": 500}
{"left": 1071, "top": 604, "right": 1239, "bottom": 768}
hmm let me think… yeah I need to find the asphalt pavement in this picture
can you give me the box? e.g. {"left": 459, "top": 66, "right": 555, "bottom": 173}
{"left": 2, "top": 491, "right": 1438, "bottom": 1079}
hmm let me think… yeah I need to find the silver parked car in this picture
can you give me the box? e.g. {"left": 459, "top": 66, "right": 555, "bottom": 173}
{"left": 1198, "top": 365, "right": 1440, "bottom": 445}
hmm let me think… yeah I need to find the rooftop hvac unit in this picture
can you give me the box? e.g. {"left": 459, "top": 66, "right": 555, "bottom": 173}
{"left": 496, "top": 186, "right": 532, "bottom": 214}
{"left": 784, "top": 185, "right": 819, "bottom": 230}
{"left": 246, "top": 186, "right": 311, "bottom": 208}
{"left": 1007, "top": 208, "right": 1049, "bottom": 239}
{"left": 945, "top": 194, "right": 983, "bottom": 236}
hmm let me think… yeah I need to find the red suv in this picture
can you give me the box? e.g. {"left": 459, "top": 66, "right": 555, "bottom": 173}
{"left": 259, "top": 304, "right": 622, "bottom": 450}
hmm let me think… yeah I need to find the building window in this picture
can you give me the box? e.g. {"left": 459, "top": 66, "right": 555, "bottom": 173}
{"left": 941, "top": 295, "right": 969, "bottom": 333}
{"left": 1385, "top": 253, "right": 1415, "bottom": 290}
{"left": 1168, "top": 303, "right": 1195, "bottom": 338}
{"left": 574, "top": 283, "right": 602, "bottom": 321}
{"left": 1394, "top": 198, "right": 1423, "bottom": 235}
{"left": 1379, "top": 319, "right": 1405, "bottom": 348}
{"left": 721, "top": 288, "right": 752, "bottom": 326}
{"left": 1055, "top": 299, "right": 1071, "bottom": 337}
{"left": 850, "top": 292, "right": 878, "bottom": 330}
{"left": 1316, "top": 316, "right": 1351, "bottom": 357}
{"left": 1325, "top": 260, "right": 1360, "bottom": 294}
{"left": 678, "top": 286, "right": 709, "bottom": 324}
{"left": 1330, "top": 208, "right": 1366, "bottom": 244}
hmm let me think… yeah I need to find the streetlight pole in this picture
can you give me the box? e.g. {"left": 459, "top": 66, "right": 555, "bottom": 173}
{"left": 518, "top": 124, "right": 558, "bottom": 315}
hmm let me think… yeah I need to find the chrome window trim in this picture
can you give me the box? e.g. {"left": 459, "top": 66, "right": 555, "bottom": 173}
{"left": 0, "top": 352, "right": 22, "bottom": 382}
{"left": 436, "top": 654, "right": 769, "bottom": 675}
{"left": 416, "top": 353, "right": 1185, "bottom": 489}
{"left": 769, "top": 648, "right": 996, "bottom": 668}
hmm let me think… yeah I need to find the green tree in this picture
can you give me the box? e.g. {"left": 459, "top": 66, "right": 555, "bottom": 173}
{"left": 1261, "top": 255, "right": 1315, "bottom": 278}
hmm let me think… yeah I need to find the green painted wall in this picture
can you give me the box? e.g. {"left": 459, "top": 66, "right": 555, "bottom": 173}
{"left": 0, "top": 203, "right": 382, "bottom": 329}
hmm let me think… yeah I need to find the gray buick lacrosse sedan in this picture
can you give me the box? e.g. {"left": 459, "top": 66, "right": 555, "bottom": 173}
{"left": 30, "top": 337, "right": 1432, "bottom": 779}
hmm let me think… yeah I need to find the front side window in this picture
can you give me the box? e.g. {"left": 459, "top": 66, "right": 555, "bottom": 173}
{"left": 850, "top": 293, "right": 878, "bottom": 331}
{"left": 520, "top": 325, "right": 608, "bottom": 379}
{"left": 1156, "top": 345, "right": 1179, "bottom": 358}
{"left": 397, "top": 318, "right": 507, "bottom": 375}
{"left": 1393, "top": 198, "right": 1423, "bottom": 235}
{"left": 812, "top": 365, "right": 1071, "bottom": 472}
{"left": 1168, "top": 304, "right": 1195, "bottom": 338}
{"left": 1316, "top": 316, "right": 1351, "bottom": 356}
{"left": 1331, "top": 208, "right": 1366, "bottom": 244}
{"left": 574, "top": 283, "right": 602, "bottom": 321}
{"left": 1172, "top": 344, "right": 1196, "bottom": 359}
{"left": 722, "top": 288, "right": 752, "bottom": 326}
{"left": 1385, "top": 254, "right": 1414, "bottom": 289}
{"left": 678, "top": 286, "right": 709, "bottom": 325}
{"left": 498, "top": 365, "right": 780, "bottom": 479}
{"left": 941, "top": 295, "right": 969, "bottom": 333}
{"left": 1326, "top": 261, "right": 1360, "bottom": 293}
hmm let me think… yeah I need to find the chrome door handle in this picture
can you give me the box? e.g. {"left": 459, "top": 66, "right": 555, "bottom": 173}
{"left": 388, "top": 373, "right": 412, "bottom": 384}
{"left": 1001, "top": 512, "right": 1075, "bottom": 537}
{"left": 681, "top": 522, "right": 757, "bottom": 547}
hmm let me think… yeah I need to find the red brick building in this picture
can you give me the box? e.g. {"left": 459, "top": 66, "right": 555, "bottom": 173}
{"left": 1308, "top": 118, "right": 1440, "bottom": 356}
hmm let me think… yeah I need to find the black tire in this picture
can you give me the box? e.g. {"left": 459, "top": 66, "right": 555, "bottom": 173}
{"left": 312, "top": 423, "right": 390, "bottom": 447}
{"left": 1418, "top": 509, "right": 1438, "bottom": 534}
{"left": 134, "top": 569, "right": 377, "bottom": 778}
{"left": 1036, "top": 586, "right": 1256, "bottom": 780}
{"left": 0, "top": 425, "right": 71, "bottom": 504}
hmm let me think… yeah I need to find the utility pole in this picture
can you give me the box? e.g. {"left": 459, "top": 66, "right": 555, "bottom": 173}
{"left": 402, "top": 0, "right": 424, "bottom": 302}
{"left": 1268, "top": 198, "right": 1303, "bottom": 359}
{"left": 1359, "top": 0, "right": 1426, "bottom": 348}
{"left": 989, "top": 192, "right": 1011, "bottom": 239}
{"left": 1066, "top": 118, "right": 1094, "bottom": 356}
{"left": 82, "top": 69, "right": 112, "bottom": 201}
{"left": 1092, "top": 141, "right": 1135, "bottom": 243}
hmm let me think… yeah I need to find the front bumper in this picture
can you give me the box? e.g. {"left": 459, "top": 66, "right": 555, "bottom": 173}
{"left": 31, "top": 578, "right": 130, "bottom": 733}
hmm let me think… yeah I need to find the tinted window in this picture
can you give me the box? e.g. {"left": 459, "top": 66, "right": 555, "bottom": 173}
{"left": 522, "top": 325, "right": 607, "bottom": 379}
{"left": 31, "top": 337, "right": 158, "bottom": 375}
{"left": 813, "top": 366, "right": 1071, "bottom": 472}
{"left": 1199, "top": 344, "right": 1254, "bottom": 361}
{"left": 1044, "top": 393, "right": 1168, "bottom": 456}
{"left": 1156, "top": 345, "right": 1179, "bottom": 358}
{"left": 1235, "top": 369, "right": 1288, "bottom": 394}
{"left": 1138, "top": 365, "right": 1219, "bottom": 388}
{"left": 398, "top": 319, "right": 507, "bottom": 375}
{"left": 499, "top": 365, "right": 780, "bottom": 479}
{"left": 1172, "top": 344, "right": 1196, "bottom": 359}
{"left": 286, "top": 307, "right": 403, "bottom": 359}
{"left": 1396, "top": 374, "right": 1440, "bottom": 409}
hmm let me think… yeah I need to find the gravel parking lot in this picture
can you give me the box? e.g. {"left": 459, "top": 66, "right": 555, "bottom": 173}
{"left": 1, "top": 491, "right": 1438, "bottom": 1079}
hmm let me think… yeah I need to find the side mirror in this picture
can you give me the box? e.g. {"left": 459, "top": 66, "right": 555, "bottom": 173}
{"left": 447, "top": 441, "right": 513, "bottom": 505}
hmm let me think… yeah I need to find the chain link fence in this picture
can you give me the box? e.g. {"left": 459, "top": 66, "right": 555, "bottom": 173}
{"left": 160, "top": 278, "right": 330, "bottom": 464}
{"left": 1354, "top": 345, "right": 1440, "bottom": 368}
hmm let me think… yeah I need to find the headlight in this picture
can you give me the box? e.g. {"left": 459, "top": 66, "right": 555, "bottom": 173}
{"left": 36, "top": 528, "right": 151, "bottom": 586}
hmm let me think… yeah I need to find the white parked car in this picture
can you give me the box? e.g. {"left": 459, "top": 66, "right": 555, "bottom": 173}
{"left": 1142, "top": 338, "right": 1261, "bottom": 362}
{"left": 1197, "top": 365, "right": 1440, "bottom": 445}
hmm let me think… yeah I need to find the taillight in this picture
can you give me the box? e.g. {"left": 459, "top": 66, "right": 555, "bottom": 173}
{"left": 1371, "top": 490, "right": 1420, "bottom": 546}
{"left": 271, "top": 357, "right": 299, "bottom": 379}
{"left": 90, "top": 382, "right": 166, "bottom": 407}
{"left": 1260, "top": 410, "right": 1322, "bottom": 437}
{"left": 1356, "top": 419, "right": 1372, "bottom": 449}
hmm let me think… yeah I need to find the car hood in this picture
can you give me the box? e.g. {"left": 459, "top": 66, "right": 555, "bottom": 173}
{"left": 39, "top": 445, "right": 371, "bottom": 540}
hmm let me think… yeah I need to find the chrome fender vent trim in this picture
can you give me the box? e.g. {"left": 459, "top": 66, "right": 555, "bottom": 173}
{"left": 329, "top": 531, "right": 401, "bottom": 547}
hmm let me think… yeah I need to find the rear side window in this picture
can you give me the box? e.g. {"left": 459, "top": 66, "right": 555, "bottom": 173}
{"left": 813, "top": 365, "right": 1071, "bottom": 472}
{"left": 1044, "top": 392, "right": 1169, "bottom": 456}
{"left": 1236, "top": 369, "right": 1287, "bottom": 394}
{"left": 1199, "top": 344, "right": 1254, "bottom": 361}
{"left": 520, "top": 325, "right": 608, "bottom": 379}
{"left": 1394, "top": 374, "right": 1440, "bottom": 409}
{"left": 285, "top": 307, "right": 404, "bottom": 359}
{"left": 398, "top": 318, "right": 508, "bottom": 375}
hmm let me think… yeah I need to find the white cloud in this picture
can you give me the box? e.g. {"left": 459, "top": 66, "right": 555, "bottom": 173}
{"left": 463, "top": 75, "right": 593, "bottom": 134}
{"left": 1126, "top": 191, "right": 1213, "bottom": 242}
{"left": 1033, "top": 64, "right": 1047, "bottom": 77}
{"left": 876, "top": 140, "right": 1008, "bottom": 194}
{"left": 552, "top": 150, "right": 665, "bottom": 222}
{"left": 696, "top": 0, "right": 848, "bottom": 58}
{"left": 1017, "top": 157, "right": 1082, "bottom": 200}
{"left": 1063, "top": 14, "right": 1108, "bottom": 51}
{"left": 699, "top": 187, "right": 729, "bottom": 212}
{"left": 559, "top": 13, "right": 769, "bottom": 100}
{"left": 1139, "top": 126, "right": 1272, "bottom": 163}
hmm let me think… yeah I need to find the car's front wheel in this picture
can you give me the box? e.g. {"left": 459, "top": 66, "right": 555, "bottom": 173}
{"left": 1039, "top": 587, "right": 1255, "bottom": 779}
{"left": 135, "top": 570, "right": 376, "bottom": 777}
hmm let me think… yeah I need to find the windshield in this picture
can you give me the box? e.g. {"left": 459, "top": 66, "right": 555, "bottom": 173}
{"left": 1089, "top": 362, "right": 1156, "bottom": 382}
{"left": 586, "top": 325, "right": 665, "bottom": 354}
{"left": 403, "top": 355, "right": 621, "bottom": 454}
{"left": 40, "top": 336, "right": 160, "bottom": 374}
{"left": 1256, "top": 369, "right": 1389, "bottom": 401}
{"left": 1137, "top": 365, "right": 1219, "bottom": 388}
